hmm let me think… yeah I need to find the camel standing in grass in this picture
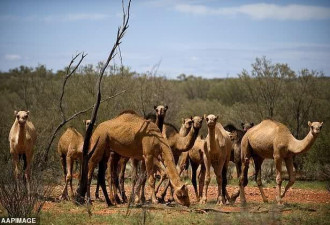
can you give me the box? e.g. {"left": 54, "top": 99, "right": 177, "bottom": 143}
{"left": 201, "top": 114, "right": 232, "bottom": 205}
{"left": 58, "top": 120, "right": 93, "bottom": 200}
{"left": 87, "top": 111, "right": 190, "bottom": 206}
{"left": 223, "top": 122, "right": 254, "bottom": 202}
{"left": 239, "top": 120, "right": 323, "bottom": 205}
{"left": 9, "top": 111, "right": 37, "bottom": 193}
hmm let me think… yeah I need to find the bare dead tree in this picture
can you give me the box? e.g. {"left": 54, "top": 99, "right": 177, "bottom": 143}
{"left": 42, "top": 54, "right": 126, "bottom": 164}
{"left": 75, "top": 0, "right": 132, "bottom": 204}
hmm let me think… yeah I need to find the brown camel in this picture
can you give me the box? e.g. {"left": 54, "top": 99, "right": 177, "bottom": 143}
{"left": 58, "top": 120, "right": 94, "bottom": 200}
{"left": 223, "top": 122, "right": 254, "bottom": 202}
{"left": 87, "top": 111, "right": 190, "bottom": 206}
{"left": 158, "top": 116, "right": 203, "bottom": 201}
{"left": 9, "top": 110, "right": 37, "bottom": 193}
{"left": 239, "top": 120, "right": 323, "bottom": 205}
{"left": 201, "top": 114, "right": 232, "bottom": 205}
{"left": 178, "top": 135, "right": 206, "bottom": 202}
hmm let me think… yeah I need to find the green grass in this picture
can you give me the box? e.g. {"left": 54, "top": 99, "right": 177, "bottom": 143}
{"left": 37, "top": 201, "right": 330, "bottom": 225}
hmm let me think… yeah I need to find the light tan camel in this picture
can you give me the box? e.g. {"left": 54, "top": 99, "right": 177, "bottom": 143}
{"left": 58, "top": 120, "right": 94, "bottom": 200}
{"left": 239, "top": 120, "right": 323, "bottom": 205}
{"left": 87, "top": 111, "right": 190, "bottom": 206}
{"left": 201, "top": 114, "right": 232, "bottom": 205}
{"left": 9, "top": 110, "right": 37, "bottom": 193}
{"left": 178, "top": 135, "right": 206, "bottom": 202}
{"left": 158, "top": 116, "right": 203, "bottom": 201}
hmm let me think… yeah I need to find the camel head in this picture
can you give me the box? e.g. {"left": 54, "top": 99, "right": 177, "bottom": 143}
{"left": 14, "top": 110, "right": 29, "bottom": 126}
{"left": 241, "top": 122, "right": 254, "bottom": 132}
{"left": 191, "top": 116, "right": 203, "bottom": 129}
{"left": 204, "top": 114, "right": 218, "bottom": 128}
{"left": 308, "top": 121, "right": 323, "bottom": 135}
{"left": 181, "top": 118, "right": 193, "bottom": 130}
{"left": 229, "top": 130, "right": 239, "bottom": 142}
{"left": 173, "top": 184, "right": 190, "bottom": 207}
{"left": 83, "top": 120, "right": 96, "bottom": 131}
{"left": 154, "top": 105, "right": 168, "bottom": 118}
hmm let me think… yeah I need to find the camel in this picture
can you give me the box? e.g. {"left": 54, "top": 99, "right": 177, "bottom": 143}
{"left": 223, "top": 122, "right": 254, "bottom": 202}
{"left": 239, "top": 119, "right": 323, "bottom": 205}
{"left": 157, "top": 116, "right": 203, "bottom": 202}
{"left": 201, "top": 114, "right": 232, "bottom": 205}
{"left": 87, "top": 111, "right": 190, "bottom": 206}
{"left": 58, "top": 120, "right": 94, "bottom": 200}
{"left": 9, "top": 110, "right": 37, "bottom": 193}
{"left": 178, "top": 135, "right": 206, "bottom": 202}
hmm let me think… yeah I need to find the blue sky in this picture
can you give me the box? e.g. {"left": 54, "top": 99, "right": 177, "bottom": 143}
{"left": 1, "top": 0, "right": 330, "bottom": 78}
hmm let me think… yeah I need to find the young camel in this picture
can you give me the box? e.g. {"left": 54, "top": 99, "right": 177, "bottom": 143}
{"left": 239, "top": 120, "right": 323, "bottom": 205}
{"left": 201, "top": 114, "right": 232, "bottom": 205}
{"left": 223, "top": 122, "right": 254, "bottom": 202}
{"left": 87, "top": 111, "right": 190, "bottom": 206}
{"left": 9, "top": 110, "right": 37, "bottom": 193}
{"left": 58, "top": 120, "right": 94, "bottom": 200}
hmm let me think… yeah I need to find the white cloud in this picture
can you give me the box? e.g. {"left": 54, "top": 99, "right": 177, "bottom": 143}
{"left": 174, "top": 3, "right": 330, "bottom": 20}
{"left": 5, "top": 54, "right": 22, "bottom": 61}
{"left": 44, "top": 13, "right": 109, "bottom": 22}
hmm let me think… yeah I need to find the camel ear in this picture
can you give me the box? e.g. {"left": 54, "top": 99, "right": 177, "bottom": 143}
{"left": 181, "top": 118, "right": 185, "bottom": 124}
{"left": 14, "top": 111, "right": 18, "bottom": 116}
{"left": 165, "top": 105, "right": 168, "bottom": 110}
{"left": 154, "top": 106, "right": 157, "bottom": 110}
{"left": 83, "top": 120, "right": 86, "bottom": 124}
{"left": 215, "top": 115, "right": 219, "bottom": 121}
{"left": 201, "top": 116, "right": 204, "bottom": 121}
{"left": 26, "top": 111, "right": 30, "bottom": 115}
{"left": 250, "top": 122, "right": 254, "bottom": 127}
{"left": 180, "top": 184, "right": 186, "bottom": 192}
{"left": 320, "top": 122, "right": 323, "bottom": 127}
{"left": 204, "top": 114, "right": 207, "bottom": 120}
{"left": 241, "top": 122, "right": 244, "bottom": 128}
{"left": 190, "top": 116, "right": 193, "bottom": 120}
{"left": 308, "top": 121, "right": 312, "bottom": 127}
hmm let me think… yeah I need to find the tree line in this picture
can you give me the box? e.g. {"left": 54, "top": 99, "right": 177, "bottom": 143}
{"left": 0, "top": 56, "right": 329, "bottom": 181}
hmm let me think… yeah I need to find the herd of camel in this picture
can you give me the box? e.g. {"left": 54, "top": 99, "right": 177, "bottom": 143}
{"left": 8, "top": 106, "right": 323, "bottom": 207}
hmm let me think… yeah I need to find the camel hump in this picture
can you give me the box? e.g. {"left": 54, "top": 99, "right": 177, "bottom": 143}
{"left": 118, "top": 110, "right": 138, "bottom": 116}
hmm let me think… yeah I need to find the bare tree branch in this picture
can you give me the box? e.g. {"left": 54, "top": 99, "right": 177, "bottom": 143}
{"left": 76, "top": 0, "right": 132, "bottom": 203}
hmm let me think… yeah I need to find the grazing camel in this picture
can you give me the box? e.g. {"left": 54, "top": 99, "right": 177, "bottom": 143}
{"left": 87, "top": 111, "right": 190, "bottom": 206}
{"left": 9, "top": 110, "right": 37, "bottom": 193}
{"left": 201, "top": 114, "right": 232, "bottom": 205}
{"left": 223, "top": 122, "right": 254, "bottom": 202}
{"left": 239, "top": 120, "right": 323, "bottom": 205}
{"left": 58, "top": 120, "right": 93, "bottom": 200}
{"left": 158, "top": 116, "right": 203, "bottom": 202}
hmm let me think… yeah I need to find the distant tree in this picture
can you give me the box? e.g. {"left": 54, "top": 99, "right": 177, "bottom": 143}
{"left": 239, "top": 56, "right": 294, "bottom": 119}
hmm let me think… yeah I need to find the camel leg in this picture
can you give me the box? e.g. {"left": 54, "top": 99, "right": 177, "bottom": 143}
{"left": 239, "top": 138, "right": 252, "bottom": 206}
{"left": 212, "top": 162, "right": 225, "bottom": 205}
{"left": 12, "top": 153, "right": 20, "bottom": 181}
{"left": 190, "top": 161, "right": 199, "bottom": 202}
{"left": 61, "top": 156, "right": 72, "bottom": 200}
{"left": 96, "top": 158, "right": 112, "bottom": 206}
{"left": 107, "top": 153, "right": 117, "bottom": 205}
{"left": 198, "top": 163, "right": 206, "bottom": 201}
{"left": 60, "top": 154, "right": 67, "bottom": 183}
{"left": 281, "top": 157, "right": 295, "bottom": 198}
{"left": 118, "top": 157, "right": 129, "bottom": 203}
{"left": 200, "top": 151, "right": 211, "bottom": 204}
{"left": 253, "top": 156, "right": 267, "bottom": 203}
{"left": 68, "top": 158, "right": 74, "bottom": 198}
{"left": 145, "top": 155, "right": 158, "bottom": 204}
{"left": 274, "top": 157, "right": 283, "bottom": 204}
{"left": 134, "top": 161, "right": 146, "bottom": 204}
{"left": 230, "top": 160, "right": 242, "bottom": 203}
{"left": 24, "top": 153, "right": 32, "bottom": 195}
{"left": 178, "top": 152, "right": 189, "bottom": 176}
{"left": 130, "top": 159, "right": 139, "bottom": 202}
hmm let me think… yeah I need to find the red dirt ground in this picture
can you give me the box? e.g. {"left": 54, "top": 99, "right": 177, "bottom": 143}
{"left": 42, "top": 183, "right": 330, "bottom": 214}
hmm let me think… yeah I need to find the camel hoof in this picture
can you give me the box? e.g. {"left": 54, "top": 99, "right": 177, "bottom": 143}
{"left": 157, "top": 197, "right": 166, "bottom": 204}
{"left": 200, "top": 198, "right": 207, "bottom": 204}
{"left": 263, "top": 199, "right": 269, "bottom": 203}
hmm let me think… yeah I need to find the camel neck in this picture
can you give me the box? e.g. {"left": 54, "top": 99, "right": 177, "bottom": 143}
{"left": 160, "top": 143, "right": 181, "bottom": 188}
{"left": 175, "top": 126, "right": 199, "bottom": 152}
{"left": 156, "top": 116, "right": 164, "bottom": 132}
{"left": 16, "top": 121, "right": 26, "bottom": 145}
{"left": 289, "top": 131, "right": 317, "bottom": 155}
{"left": 207, "top": 127, "right": 217, "bottom": 153}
